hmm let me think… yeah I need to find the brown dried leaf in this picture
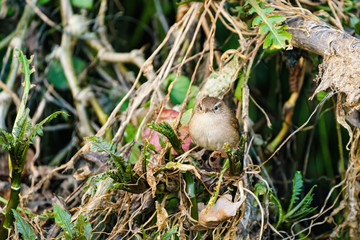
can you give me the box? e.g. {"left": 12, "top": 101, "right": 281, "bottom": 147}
{"left": 146, "top": 154, "right": 163, "bottom": 197}
{"left": 156, "top": 201, "right": 169, "bottom": 230}
{"left": 198, "top": 194, "right": 243, "bottom": 229}
{"left": 73, "top": 164, "right": 93, "bottom": 181}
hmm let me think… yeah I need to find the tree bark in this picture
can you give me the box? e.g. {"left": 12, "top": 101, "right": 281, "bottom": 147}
{"left": 286, "top": 17, "right": 360, "bottom": 58}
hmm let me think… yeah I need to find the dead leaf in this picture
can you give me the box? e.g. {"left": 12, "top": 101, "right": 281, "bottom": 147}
{"left": 156, "top": 201, "right": 169, "bottom": 230}
{"left": 73, "top": 164, "right": 93, "bottom": 181}
{"left": 146, "top": 154, "right": 164, "bottom": 197}
{"left": 198, "top": 194, "right": 243, "bottom": 228}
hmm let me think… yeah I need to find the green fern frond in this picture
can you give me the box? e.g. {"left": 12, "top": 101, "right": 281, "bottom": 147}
{"left": 287, "top": 171, "right": 303, "bottom": 213}
{"left": 286, "top": 185, "right": 317, "bottom": 220}
{"left": 226, "top": 134, "right": 245, "bottom": 176}
{"left": 86, "top": 136, "right": 147, "bottom": 193}
{"left": 0, "top": 129, "right": 13, "bottom": 150}
{"left": 146, "top": 121, "right": 184, "bottom": 155}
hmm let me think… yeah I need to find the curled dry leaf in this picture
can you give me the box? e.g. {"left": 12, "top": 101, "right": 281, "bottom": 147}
{"left": 198, "top": 194, "right": 243, "bottom": 229}
{"left": 147, "top": 154, "right": 163, "bottom": 197}
{"left": 142, "top": 109, "right": 191, "bottom": 154}
{"left": 156, "top": 201, "right": 169, "bottom": 231}
{"left": 73, "top": 164, "right": 92, "bottom": 181}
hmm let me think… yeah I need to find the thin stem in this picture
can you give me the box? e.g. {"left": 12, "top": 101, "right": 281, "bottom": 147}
{"left": 0, "top": 170, "right": 21, "bottom": 240}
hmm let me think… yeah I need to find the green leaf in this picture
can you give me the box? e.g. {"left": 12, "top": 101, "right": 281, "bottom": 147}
{"left": 12, "top": 210, "right": 36, "bottom": 240}
{"left": 86, "top": 136, "right": 144, "bottom": 192}
{"left": 0, "top": 129, "right": 13, "bottom": 150}
{"left": 19, "top": 111, "right": 67, "bottom": 171}
{"left": 47, "top": 57, "right": 86, "bottom": 90}
{"left": 124, "top": 123, "right": 138, "bottom": 143}
{"left": 355, "top": 21, "right": 360, "bottom": 35}
{"left": 287, "top": 171, "right": 303, "bottom": 213}
{"left": 248, "top": 0, "right": 291, "bottom": 49}
{"left": 71, "top": 0, "right": 94, "bottom": 9}
{"left": 285, "top": 185, "right": 317, "bottom": 220}
{"left": 13, "top": 50, "right": 33, "bottom": 141}
{"left": 263, "top": 25, "right": 292, "bottom": 49}
{"left": 74, "top": 213, "right": 93, "bottom": 240}
{"left": 161, "top": 225, "right": 178, "bottom": 240}
{"left": 180, "top": 109, "right": 193, "bottom": 126}
{"left": 316, "top": 91, "right": 327, "bottom": 101}
{"left": 254, "top": 182, "right": 267, "bottom": 197}
{"left": 11, "top": 108, "right": 31, "bottom": 168}
{"left": 85, "top": 136, "right": 117, "bottom": 159}
{"left": 270, "top": 193, "right": 284, "bottom": 228}
{"left": 53, "top": 204, "right": 74, "bottom": 238}
{"left": 235, "top": 71, "right": 245, "bottom": 102}
{"left": 37, "top": 0, "right": 51, "bottom": 4}
{"left": 164, "top": 74, "right": 191, "bottom": 105}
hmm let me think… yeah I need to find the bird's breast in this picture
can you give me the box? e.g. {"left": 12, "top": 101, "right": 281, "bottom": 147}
{"left": 189, "top": 114, "right": 239, "bottom": 151}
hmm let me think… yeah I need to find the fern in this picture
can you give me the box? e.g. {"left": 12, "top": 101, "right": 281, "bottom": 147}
{"left": 285, "top": 185, "right": 317, "bottom": 221}
{"left": 270, "top": 171, "right": 317, "bottom": 228}
{"left": 146, "top": 121, "right": 184, "bottom": 155}
{"left": 226, "top": 134, "right": 245, "bottom": 176}
{"left": 287, "top": 171, "right": 303, "bottom": 213}
{"left": 0, "top": 129, "right": 13, "bottom": 151}
{"left": 247, "top": 0, "right": 291, "bottom": 49}
{"left": 86, "top": 136, "right": 147, "bottom": 193}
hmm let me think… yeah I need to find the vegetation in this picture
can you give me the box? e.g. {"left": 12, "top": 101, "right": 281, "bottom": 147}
{"left": 0, "top": 0, "right": 360, "bottom": 239}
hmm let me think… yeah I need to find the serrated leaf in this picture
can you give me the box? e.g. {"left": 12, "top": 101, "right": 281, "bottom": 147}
{"left": 285, "top": 185, "right": 317, "bottom": 220}
{"left": 287, "top": 171, "right": 303, "bottom": 212}
{"left": 252, "top": 16, "right": 263, "bottom": 26}
{"left": 248, "top": 0, "right": 291, "bottom": 49}
{"left": 13, "top": 108, "right": 31, "bottom": 145}
{"left": 53, "top": 204, "right": 74, "bottom": 238}
{"left": 0, "top": 129, "right": 12, "bottom": 150}
{"left": 263, "top": 25, "right": 291, "bottom": 49}
{"left": 12, "top": 210, "right": 36, "bottom": 240}
{"left": 19, "top": 111, "right": 67, "bottom": 171}
{"left": 85, "top": 136, "right": 117, "bottom": 158}
{"left": 13, "top": 50, "right": 33, "bottom": 138}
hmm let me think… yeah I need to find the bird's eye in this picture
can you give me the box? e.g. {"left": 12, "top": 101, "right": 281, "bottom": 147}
{"left": 214, "top": 105, "right": 218, "bottom": 111}
{"left": 200, "top": 106, "right": 203, "bottom": 111}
